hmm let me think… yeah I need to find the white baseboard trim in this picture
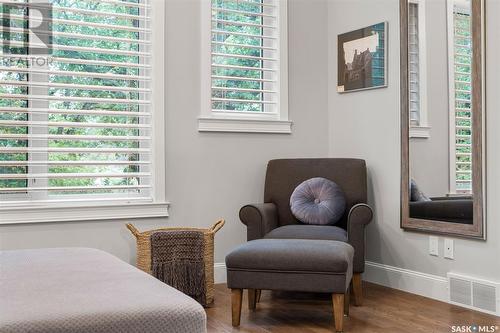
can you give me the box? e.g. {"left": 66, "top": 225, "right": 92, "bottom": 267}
{"left": 214, "top": 262, "right": 227, "bottom": 284}
{"left": 215, "top": 261, "right": 448, "bottom": 301}
{"left": 363, "top": 261, "right": 448, "bottom": 302}
{"left": 214, "top": 260, "right": 449, "bottom": 303}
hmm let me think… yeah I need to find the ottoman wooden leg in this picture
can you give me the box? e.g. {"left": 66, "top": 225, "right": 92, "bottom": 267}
{"left": 256, "top": 289, "right": 262, "bottom": 303}
{"left": 248, "top": 289, "right": 257, "bottom": 310}
{"left": 352, "top": 273, "right": 363, "bottom": 306}
{"left": 332, "top": 294, "right": 345, "bottom": 332}
{"left": 231, "top": 289, "right": 243, "bottom": 327}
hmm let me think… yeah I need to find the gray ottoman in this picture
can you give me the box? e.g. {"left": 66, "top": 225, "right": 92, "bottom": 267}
{"left": 225, "top": 239, "right": 354, "bottom": 332}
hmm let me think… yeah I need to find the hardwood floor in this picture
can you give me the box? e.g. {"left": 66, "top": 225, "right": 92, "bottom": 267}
{"left": 206, "top": 282, "right": 500, "bottom": 333}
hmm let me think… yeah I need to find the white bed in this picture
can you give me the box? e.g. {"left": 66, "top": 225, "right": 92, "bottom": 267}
{"left": 0, "top": 248, "right": 207, "bottom": 333}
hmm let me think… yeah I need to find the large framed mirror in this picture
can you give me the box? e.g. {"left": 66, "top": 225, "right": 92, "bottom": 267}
{"left": 400, "top": 0, "right": 485, "bottom": 238}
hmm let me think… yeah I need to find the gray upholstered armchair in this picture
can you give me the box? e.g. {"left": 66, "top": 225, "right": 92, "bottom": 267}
{"left": 239, "top": 158, "right": 373, "bottom": 304}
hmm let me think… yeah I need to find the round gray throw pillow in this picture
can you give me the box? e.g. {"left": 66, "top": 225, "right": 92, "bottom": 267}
{"left": 290, "top": 177, "right": 346, "bottom": 225}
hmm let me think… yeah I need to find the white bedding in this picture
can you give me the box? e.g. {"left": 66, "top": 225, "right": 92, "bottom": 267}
{"left": 0, "top": 248, "right": 207, "bottom": 333}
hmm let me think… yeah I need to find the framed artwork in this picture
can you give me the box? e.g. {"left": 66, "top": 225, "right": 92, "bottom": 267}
{"left": 337, "top": 22, "right": 388, "bottom": 93}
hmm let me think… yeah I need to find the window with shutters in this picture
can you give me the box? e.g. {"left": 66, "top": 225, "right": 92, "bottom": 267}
{"left": 408, "top": 0, "right": 429, "bottom": 138}
{"left": 0, "top": 0, "right": 167, "bottom": 223}
{"left": 199, "top": 0, "right": 290, "bottom": 133}
{"left": 448, "top": 1, "right": 472, "bottom": 194}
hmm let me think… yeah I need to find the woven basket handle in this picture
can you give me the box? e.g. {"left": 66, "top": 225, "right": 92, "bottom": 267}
{"left": 126, "top": 223, "right": 140, "bottom": 238}
{"left": 210, "top": 219, "right": 225, "bottom": 233}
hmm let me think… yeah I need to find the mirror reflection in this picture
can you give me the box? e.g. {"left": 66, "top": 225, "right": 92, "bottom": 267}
{"left": 408, "top": 0, "right": 473, "bottom": 224}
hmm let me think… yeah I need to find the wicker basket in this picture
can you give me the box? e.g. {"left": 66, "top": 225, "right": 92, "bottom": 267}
{"left": 126, "top": 219, "right": 225, "bottom": 306}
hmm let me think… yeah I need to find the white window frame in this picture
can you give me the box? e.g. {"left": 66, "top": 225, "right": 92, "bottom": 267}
{"left": 0, "top": 0, "right": 168, "bottom": 224}
{"left": 408, "top": 0, "right": 430, "bottom": 139}
{"left": 198, "top": 0, "right": 291, "bottom": 134}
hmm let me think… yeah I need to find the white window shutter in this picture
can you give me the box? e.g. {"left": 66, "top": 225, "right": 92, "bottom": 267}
{"left": 0, "top": 0, "right": 153, "bottom": 204}
{"left": 210, "top": 0, "right": 280, "bottom": 115}
{"left": 452, "top": 9, "right": 473, "bottom": 194}
{"left": 408, "top": 2, "right": 420, "bottom": 127}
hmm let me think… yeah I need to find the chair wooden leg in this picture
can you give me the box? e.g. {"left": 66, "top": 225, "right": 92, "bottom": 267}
{"left": 332, "top": 293, "right": 345, "bottom": 332}
{"left": 344, "top": 288, "right": 350, "bottom": 316}
{"left": 231, "top": 289, "right": 243, "bottom": 327}
{"left": 352, "top": 273, "right": 363, "bottom": 306}
{"left": 256, "top": 289, "right": 262, "bottom": 303}
{"left": 248, "top": 289, "right": 257, "bottom": 310}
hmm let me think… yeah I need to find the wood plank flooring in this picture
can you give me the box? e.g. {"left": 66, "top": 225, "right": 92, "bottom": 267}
{"left": 206, "top": 282, "right": 500, "bottom": 333}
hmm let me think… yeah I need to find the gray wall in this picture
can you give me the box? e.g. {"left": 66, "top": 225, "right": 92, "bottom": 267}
{"left": 328, "top": 0, "right": 500, "bottom": 280}
{"left": 0, "top": 0, "right": 330, "bottom": 266}
{"left": 409, "top": 0, "right": 450, "bottom": 197}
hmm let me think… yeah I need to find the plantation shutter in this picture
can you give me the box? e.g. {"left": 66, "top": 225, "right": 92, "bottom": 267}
{"left": 211, "top": 0, "right": 280, "bottom": 114}
{"left": 0, "top": 0, "right": 152, "bottom": 203}
{"left": 452, "top": 9, "right": 472, "bottom": 193}
{"left": 408, "top": 2, "right": 420, "bottom": 126}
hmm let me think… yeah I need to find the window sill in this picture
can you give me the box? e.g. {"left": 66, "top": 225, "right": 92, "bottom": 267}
{"left": 410, "top": 126, "right": 431, "bottom": 138}
{"left": 0, "top": 202, "right": 170, "bottom": 225}
{"left": 198, "top": 117, "right": 293, "bottom": 134}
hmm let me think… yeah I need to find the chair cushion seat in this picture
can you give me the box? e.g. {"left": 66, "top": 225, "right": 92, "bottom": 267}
{"left": 225, "top": 239, "right": 353, "bottom": 273}
{"left": 264, "top": 225, "right": 348, "bottom": 242}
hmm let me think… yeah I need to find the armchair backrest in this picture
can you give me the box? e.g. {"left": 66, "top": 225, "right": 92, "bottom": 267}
{"left": 264, "top": 158, "right": 367, "bottom": 230}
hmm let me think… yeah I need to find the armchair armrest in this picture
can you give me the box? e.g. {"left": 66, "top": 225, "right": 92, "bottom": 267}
{"left": 239, "top": 203, "right": 279, "bottom": 241}
{"left": 347, "top": 203, "right": 373, "bottom": 273}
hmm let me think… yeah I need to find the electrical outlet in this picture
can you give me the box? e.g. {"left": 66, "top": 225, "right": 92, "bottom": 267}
{"left": 429, "top": 236, "right": 439, "bottom": 256}
{"left": 444, "top": 238, "right": 454, "bottom": 259}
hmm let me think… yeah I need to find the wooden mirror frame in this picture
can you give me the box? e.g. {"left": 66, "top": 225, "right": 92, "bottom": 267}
{"left": 400, "top": 0, "right": 486, "bottom": 239}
